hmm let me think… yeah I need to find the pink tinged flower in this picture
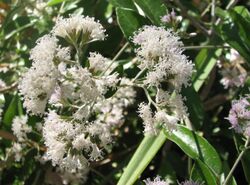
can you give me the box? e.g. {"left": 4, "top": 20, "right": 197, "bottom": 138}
{"left": 161, "top": 9, "right": 176, "bottom": 24}
{"left": 144, "top": 176, "right": 169, "bottom": 185}
{"left": 179, "top": 180, "right": 202, "bottom": 185}
{"left": 161, "top": 15, "right": 171, "bottom": 23}
{"left": 227, "top": 97, "right": 250, "bottom": 136}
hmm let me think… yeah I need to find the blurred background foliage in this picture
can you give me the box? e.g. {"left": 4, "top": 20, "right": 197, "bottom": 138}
{"left": 0, "top": 0, "right": 250, "bottom": 184}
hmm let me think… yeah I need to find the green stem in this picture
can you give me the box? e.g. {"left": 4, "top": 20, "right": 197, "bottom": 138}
{"left": 183, "top": 45, "right": 229, "bottom": 50}
{"left": 101, "top": 42, "right": 129, "bottom": 75}
{"left": 131, "top": 67, "right": 146, "bottom": 82}
{"left": 142, "top": 87, "right": 159, "bottom": 111}
{"left": 223, "top": 137, "right": 250, "bottom": 185}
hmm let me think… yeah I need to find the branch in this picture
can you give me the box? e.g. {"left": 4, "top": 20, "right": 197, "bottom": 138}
{"left": 0, "top": 82, "right": 18, "bottom": 93}
{"left": 172, "top": 0, "right": 210, "bottom": 36}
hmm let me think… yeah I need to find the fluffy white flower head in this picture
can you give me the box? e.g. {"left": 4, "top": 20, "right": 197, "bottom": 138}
{"left": 53, "top": 14, "right": 106, "bottom": 41}
{"left": 19, "top": 35, "right": 59, "bottom": 115}
{"left": 132, "top": 26, "right": 194, "bottom": 91}
{"left": 12, "top": 115, "right": 31, "bottom": 141}
{"left": 144, "top": 176, "right": 169, "bottom": 185}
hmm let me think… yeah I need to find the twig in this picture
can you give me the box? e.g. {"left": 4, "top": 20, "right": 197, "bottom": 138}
{"left": 131, "top": 67, "right": 146, "bottom": 82}
{"left": 223, "top": 137, "right": 249, "bottom": 185}
{"left": 172, "top": 0, "right": 210, "bottom": 36}
{"left": 204, "top": 94, "right": 229, "bottom": 111}
{"left": 102, "top": 42, "right": 129, "bottom": 75}
{"left": 210, "top": 0, "right": 216, "bottom": 35}
{"left": 183, "top": 45, "right": 230, "bottom": 50}
{"left": 215, "top": 0, "right": 239, "bottom": 25}
{"left": 0, "top": 82, "right": 18, "bottom": 93}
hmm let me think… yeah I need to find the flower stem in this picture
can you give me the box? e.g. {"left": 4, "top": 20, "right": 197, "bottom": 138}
{"left": 183, "top": 45, "right": 230, "bottom": 50}
{"left": 132, "top": 67, "right": 146, "bottom": 82}
{"left": 223, "top": 137, "right": 250, "bottom": 185}
{"left": 101, "top": 42, "right": 129, "bottom": 75}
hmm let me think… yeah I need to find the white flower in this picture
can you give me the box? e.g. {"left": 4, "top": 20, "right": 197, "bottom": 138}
{"left": 12, "top": 143, "right": 23, "bottom": 162}
{"left": 132, "top": 26, "right": 193, "bottom": 91}
{"left": 154, "top": 110, "right": 178, "bottom": 132}
{"left": 87, "top": 121, "right": 112, "bottom": 149}
{"left": 219, "top": 49, "right": 247, "bottom": 89}
{"left": 29, "top": 34, "right": 58, "bottom": 63}
{"left": 132, "top": 26, "right": 183, "bottom": 67}
{"left": 72, "top": 134, "right": 92, "bottom": 151}
{"left": 96, "top": 73, "right": 120, "bottom": 94}
{"left": 179, "top": 180, "right": 201, "bottom": 185}
{"left": 67, "top": 66, "right": 102, "bottom": 104}
{"left": 220, "top": 68, "right": 246, "bottom": 89}
{"left": 43, "top": 111, "right": 74, "bottom": 166}
{"left": 88, "top": 52, "right": 109, "bottom": 73}
{"left": 10, "top": 143, "right": 23, "bottom": 162}
{"left": 19, "top": 35, "right": 59, "bottom": 115}
{"left": 43, "top": 111, "right": 112, "bottom": 171}
{"left": 53, "top": 14, "right": 105, "bottom": 41}
{"left": 61, "top": 154, "right": 88, "bottom": 173}
{"left": 144, "top": 176, "right": 169, "bottom": 185}
{"left": 11, "top": 115, "right": 31, "bottom": 141}
{"left": 94, "top": 84, "right": 136, "bottom": 126}
{"left": 156, "top": 88, "right": 170, "bottom": 106}
{"left": 138, "top": 103, "right": 157, "bottom": 135}
{"left": 56, "top": 46, "right": 71, "bottom": 62}
{"left": 73, "top": 106, "right": 90, "bottom": 121}
{"left": 170, "top": 93, "right": 188, "bottom": 119}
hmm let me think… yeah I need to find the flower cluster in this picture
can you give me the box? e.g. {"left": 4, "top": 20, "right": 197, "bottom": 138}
{"left": 17, "top": 14, "right": 135, "bottom": 182}
{"left": 218, "top": 49, "right": 247, "bottom": 89}
{"left": 227, "top": 95, "right": 250, "bottom": 137}
{"left": 144, "top": 176, "right": 201, "bottom": 185}
{"left": 132, "top": 26, "right": 193, "bottom": 134}
{"left": 18, "top": 35, "right": 59, "bottom": 115}
{"left": 132, "top": 26, "right": 193, "bottom": 91}
{"left": 144, "top": 176, "right": 169, "bottom": 185}
{"left": 11, "top": 115, "right": 31, "bottom": 141}
{"left": 53, "top": 14, "right": 105, "bottom": 42}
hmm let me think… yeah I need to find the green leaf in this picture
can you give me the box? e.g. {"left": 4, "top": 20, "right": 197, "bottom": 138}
{"left": 193, "top": 49, "right": 222, "bottom": 91}
{"left": 215, "top": 7, "right": 250, "bottom": 62}
{"left": 157, "top": 154, "right": 177, "bottom": 183}
{"left": 133, "top": 0, "right": 167, "bottom": 25}
{"left": 164, "top": 125, "right": 222, "bottom": 176}
{"left": 3, "top": 94, "right": 20, "bottom": 128}
{"left": 109, "top": 0, "right": 137, "bottom": 10}
{"left": 116, "top": 8, "right": 148, "bottom": 40}
{"left": 191, "top": 159, "right": 217, "bottom": 185}
{"left": 233, "top": 6, "right": 250, "bottom": 22}
{"left": 47, "top": 0, "right": 67, "bottom": 6}
{"left": 182, "top": 86, "right": 205, "bottom": 129}
{"left": 117, "top": 131, "right": 167, "bottom": 185}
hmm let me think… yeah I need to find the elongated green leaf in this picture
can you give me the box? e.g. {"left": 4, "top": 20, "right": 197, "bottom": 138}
{"left": 117, "top": 131, "right": 167, "bottom": 185}
{"left": 47, "top": 0, "right": 67, "bottom": 6}
{"left": 116, "top": 8, "right": 148, "bottom": 39}
{"left": 182, "top": 86, "right": 205, "bottom": 129}
{"left": 164, "top": 125, "right": 222, "bottom": 176}
{"left": 191, "top": 159, "right": 217, "bottom": 185}
{"left": 215, "top": 7, "right": 250, "bottom": 62}
{"left": 133, "top": 0, "right": 166, "bottom": 25}
{"left": 109, "top": 0, "right": 137, "bottom": 10}
{"left": 234, "top": 6, "right": 250, "bottom": 22}
{"left": 193, "top": 49, "right": 222, "bottom": 91}
{"left": 3, "top": 94, "right": 20, "bottom": 128}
